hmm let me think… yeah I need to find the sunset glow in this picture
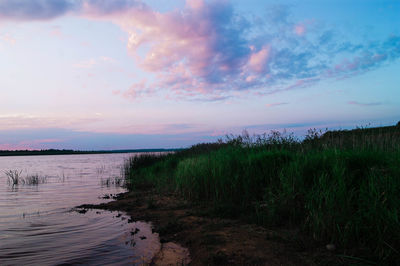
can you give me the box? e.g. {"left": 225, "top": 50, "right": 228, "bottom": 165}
{"left": 1, "top": 0, "right": 399, "bottom": 149}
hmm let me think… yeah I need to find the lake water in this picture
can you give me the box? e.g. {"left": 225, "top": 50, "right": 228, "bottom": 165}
{"left": 0, "top": 153, "right": 161, "bottom": 265}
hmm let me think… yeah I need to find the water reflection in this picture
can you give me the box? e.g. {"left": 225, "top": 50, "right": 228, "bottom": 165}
{"left": 0, "top": 153, "right": 160, "bottom": 265}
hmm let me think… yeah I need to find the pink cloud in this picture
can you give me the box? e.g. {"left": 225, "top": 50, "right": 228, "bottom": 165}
{"left": 102, "top": 0, "right": 255, "bottom": 100}
{"left": 246, "top": 75, "right": 257, "bottom": 83}
{"left": 0, "top": 139, "right": 63, "bottom": 151}
{"left": 113, "top": 122, "right": 203, "bottom": 135}
{"left": 122, "top": 79, "right": 158, "bottom": 100}
{"left": 100, "top": 56, "right": 116, "bottom": 63}
{"left": 102, "top": 1, "right": 329, "bottom": 101}
{"left": 294, "top": 24, "right": 306, "bottom": 36}
{"left": 283, "top": 78, "right": 319, "bottom": 91}
{"left": 0, "top": 33, "right": 16, "bottom": 45}
{"left": 0, "top": 143, "right": 32, "bottom": 151}
{"left": 80, "top": 0, "right": 145, "bottom": 17}
{"left": 124, "top": 7, "right": 223, "bottom": 78}
{"left": 329, "top": 52, "right": 388, "bottom": 77}
{"left": 248, "top": 46, "right": 270, "bottom": 73}
{"left": 49, "top": 25, "right": 64, "bottom": 38}
{"left": 3, "top": 1, "right": 396, "bottom": 101}
{"left": 93, "top": 4, "right": 398, "bottom": 101}
{"left": 348, "top": 101, "right": 382, "bottom": 107}
{"left": 266, "top": 102, "right": 288, "bottom": 108}
{"left": 293, "top": 19, "right": 315, "bottom": 36}
{"left": 0, "top": 114, "right": 102, "bottom": 131}
{"left": 186, "top": 0, "right": 206, "bottom": 10}
{"left": 72, "top": 56, "right": 116, "bottom": 69}
{"left": 73, "top": 58, "right": 97, "bottom": 68}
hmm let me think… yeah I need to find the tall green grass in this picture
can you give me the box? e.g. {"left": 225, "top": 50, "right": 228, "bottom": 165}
{"left": 124, "top": 124, "right": 400, "bottom": 264}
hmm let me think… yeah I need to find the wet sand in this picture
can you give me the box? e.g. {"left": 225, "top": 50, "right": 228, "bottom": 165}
{"left": 79, "top": 189, "right": 343, "bottom": 265}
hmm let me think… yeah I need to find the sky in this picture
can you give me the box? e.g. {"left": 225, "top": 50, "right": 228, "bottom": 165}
{"left": 0, "top": 0, "right": 399, "bottom": 150}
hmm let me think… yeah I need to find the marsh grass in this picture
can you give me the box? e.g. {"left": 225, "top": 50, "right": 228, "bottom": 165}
{"left": 5, "top": 170, "right": 22, "bottom": 185}
{"left": 59, "top": 172, "right": 67, "bottom": 183}
{"left": 24, "top": 174, "right": 47, "bottom": 185}
{"left": 124, "top": 124, "right": 400, "bottom": 264}
{"left": 100, "top": 176, "right": 125, "bottom": 187}
{"left": 5, "top": 170, "right": 47, "bottom": 185}
{"left": 96, "top": 164, "right": 106, "bottom": 175}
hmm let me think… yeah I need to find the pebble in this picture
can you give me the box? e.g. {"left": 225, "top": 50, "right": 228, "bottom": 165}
{"left": 326, "top": 243, "right": 336, "bottom": 251}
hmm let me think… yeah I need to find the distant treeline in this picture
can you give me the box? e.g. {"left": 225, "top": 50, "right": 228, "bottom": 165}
{"left": 0, "top": 148, "right": 179, "bottom": 157}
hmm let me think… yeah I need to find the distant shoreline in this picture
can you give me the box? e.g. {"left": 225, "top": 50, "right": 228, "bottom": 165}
{"left": 0, "top": 149, "right": 179, "bottom": 157}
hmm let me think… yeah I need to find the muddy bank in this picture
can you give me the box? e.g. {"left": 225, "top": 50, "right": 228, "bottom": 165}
{"left": 78, "top": 189, "right": 344, "bottom": 265}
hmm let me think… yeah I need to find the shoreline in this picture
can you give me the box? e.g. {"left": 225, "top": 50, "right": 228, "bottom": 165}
{"left": 0, "top": 149, "right": 178, "bottom": 157}
{"left": 78, "top": 189, "right": 343, "bottom": 265}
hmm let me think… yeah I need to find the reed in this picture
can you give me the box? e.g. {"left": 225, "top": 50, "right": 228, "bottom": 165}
{"left": 24, "top": 174, "right": 47, "bottom": 185}
{"left": 5, "top": 171, "right": 47, "bottom": 185}
{"left": 100, "top": 176, "right": 125, "bottom": 187}
{"left": 5, "top": 170, "right": 22, "bottom": 185}
{"left": 124, "top": 124, "right": 400, "bottom": 264}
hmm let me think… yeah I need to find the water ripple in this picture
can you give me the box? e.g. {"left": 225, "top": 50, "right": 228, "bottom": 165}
{"left": 0, "top": 153, "right": 160, "bottom": 265}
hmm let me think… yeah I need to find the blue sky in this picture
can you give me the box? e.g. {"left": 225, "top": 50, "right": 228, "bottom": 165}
{"left": 0, "top": 0, "right": 399, "bottom": 150}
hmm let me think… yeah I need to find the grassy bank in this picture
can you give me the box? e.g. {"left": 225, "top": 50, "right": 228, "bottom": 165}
{"left": 124, "top": 125, "right": 400, "bottom": 265}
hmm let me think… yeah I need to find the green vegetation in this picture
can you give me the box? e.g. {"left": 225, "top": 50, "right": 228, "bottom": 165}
{"left": 124, "top": 124, "right": 400, "bottom": 265}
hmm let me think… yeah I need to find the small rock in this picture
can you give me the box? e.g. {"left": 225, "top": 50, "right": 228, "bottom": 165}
{"left": 131, "top": 228, "right": 140, "bottom": 235}
{"left": 326, "top": 243, "right": 336, "bottom": 251}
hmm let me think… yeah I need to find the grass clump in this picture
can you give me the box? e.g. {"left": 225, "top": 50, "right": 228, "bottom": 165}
{"left": 24, "top": 174, "right": 47, "bottom": 185}
{"left": 100, "top": 176, "right": 125, "bottom": 187}
{"left": 5, "top": 170, "right": 47, "bottom": 186}
{"left": 5, "top": 170, "right": 22, "bottom": 185}
{"left": 124, "top": 124, "right": 400, "bottom": 265}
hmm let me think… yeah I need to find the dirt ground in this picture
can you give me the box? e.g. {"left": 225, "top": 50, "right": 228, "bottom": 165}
{"left": 78, "top": 189, "right": 345, "bottom": 265}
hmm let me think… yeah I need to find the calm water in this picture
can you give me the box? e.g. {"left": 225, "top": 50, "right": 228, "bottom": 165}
{"left": 0, "top": 153, "right": 161, "bottom": 265}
